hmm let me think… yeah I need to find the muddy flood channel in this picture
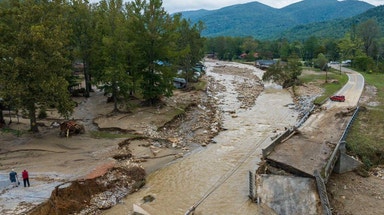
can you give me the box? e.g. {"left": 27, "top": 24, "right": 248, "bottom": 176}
{"left": 104, "top": 61, "right": 299, "bottom": 215}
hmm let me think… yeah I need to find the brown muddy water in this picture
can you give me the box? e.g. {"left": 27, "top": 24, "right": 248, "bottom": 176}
{"left": 103, "top": 61, "right": 299, "bottom": 215}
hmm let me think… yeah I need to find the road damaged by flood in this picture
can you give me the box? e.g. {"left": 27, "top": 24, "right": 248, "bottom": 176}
{"left": 254, "top": 68, "right": 365, "bottom": 214}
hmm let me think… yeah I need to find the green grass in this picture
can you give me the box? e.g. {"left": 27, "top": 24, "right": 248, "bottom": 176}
{"left": 190, "top": 79, "right": 208, "bottom": 91}
{"left": 346, "top": 72, "right": 384, "bottom": 169}
{"left": 300, "top": 68, "right": 384, "bottom": 169}
{"left": 299, "top": 68, "right": 348, "bottom": 105}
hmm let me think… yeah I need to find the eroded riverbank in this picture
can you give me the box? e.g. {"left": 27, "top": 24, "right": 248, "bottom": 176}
{"left": 103, "top": 60, "right": 299, "bottom": 214}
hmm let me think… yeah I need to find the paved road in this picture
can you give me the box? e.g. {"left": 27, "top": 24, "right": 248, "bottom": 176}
{"left": 325, "top": 65, "right": 364, "bottom": 108}
{"left": 261, "top": 65, "right": 365, "bottom": 214}
{"left": 270, "top": 65, "right": 364, "bottom": 175}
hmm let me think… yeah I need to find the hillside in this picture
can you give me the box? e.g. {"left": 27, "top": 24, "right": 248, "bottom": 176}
{"left": 279, "top": 5, "right": 384, "bottom": 41}
{"left": 180, "top": 0, "right": 374, "bottom": 39}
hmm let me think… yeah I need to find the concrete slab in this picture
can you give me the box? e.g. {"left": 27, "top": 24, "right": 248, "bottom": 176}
{"left": 266, "top": 106, "right": 354, "bottom": 177}
{"left": 334, "top": 152, "right": 363, "bottom": 174}
{"left": 256, "top": 174, "right": 322, "bottom": 215}
{"left": 267, "top": 134, "right": 335, "bottom": 177}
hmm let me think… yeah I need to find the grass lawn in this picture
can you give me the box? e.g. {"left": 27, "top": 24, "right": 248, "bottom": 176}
{"left": 299, "top": 67, "right": 348, "bottom": 105}
{"left": 346, "top": 72, "right": 384, "bottom": 168}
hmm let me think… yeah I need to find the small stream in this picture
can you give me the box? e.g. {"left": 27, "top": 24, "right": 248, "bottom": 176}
{"left": 104, "top": 61, "right": 298, "bottom": 215}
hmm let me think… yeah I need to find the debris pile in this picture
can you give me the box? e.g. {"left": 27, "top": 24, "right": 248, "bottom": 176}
{"left": 28, "top": 164, "right": 145, "bottom": 215}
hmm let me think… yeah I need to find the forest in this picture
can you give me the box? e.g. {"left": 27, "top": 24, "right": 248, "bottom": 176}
{"left": 205, "top": 17, "right": 383, "bottom": 73}
{"left": 0, "top": 0, "right": 205, "bottom": 132}
{"left": 0, "top": 0, "right": 383, "bottom": 133}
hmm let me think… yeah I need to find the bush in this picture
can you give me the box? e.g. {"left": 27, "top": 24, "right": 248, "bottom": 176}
{"left": 38, "top": 109, "right": 47, "bottom": 119}
{"left": 353, "top": 55, "right": 375, "bottom": 72}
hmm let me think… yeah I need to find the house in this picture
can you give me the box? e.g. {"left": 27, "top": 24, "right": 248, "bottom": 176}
{"left": 240, "top": 53, "right": 247, "bottom": 59}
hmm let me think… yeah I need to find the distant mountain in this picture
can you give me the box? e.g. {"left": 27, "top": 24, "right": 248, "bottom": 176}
{"left": 279, "top": 5, "right": 384, "bottom": 41}
{"left": 180, "top": 0, "right": 374, "bottom": 39}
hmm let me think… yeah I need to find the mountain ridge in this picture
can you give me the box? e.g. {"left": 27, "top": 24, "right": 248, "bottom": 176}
{"left": 280, "top": 5, "right": 384, "bottom": 41}
{"left": 180, "top": 0, "right": 375, "bottom": 39}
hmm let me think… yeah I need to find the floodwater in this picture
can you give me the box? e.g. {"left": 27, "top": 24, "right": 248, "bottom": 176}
{"left": 104, "top": 61, "right": 298, "bottom": 215}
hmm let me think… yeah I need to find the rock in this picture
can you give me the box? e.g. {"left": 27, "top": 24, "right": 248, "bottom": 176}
{"left": 143, "top": 195, "right": 155, "bottom": 203}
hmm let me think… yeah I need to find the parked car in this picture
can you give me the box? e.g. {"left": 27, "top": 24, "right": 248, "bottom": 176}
{"left": 173, "top": 77, "right": 186, "bottom": 89}
{"left": 330, "top": 95, "right": 345, "bottom": 102}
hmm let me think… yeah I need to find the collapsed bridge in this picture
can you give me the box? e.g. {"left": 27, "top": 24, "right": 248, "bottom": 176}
{"left": 252, "top": 69, "right": 365, "bottom": 215}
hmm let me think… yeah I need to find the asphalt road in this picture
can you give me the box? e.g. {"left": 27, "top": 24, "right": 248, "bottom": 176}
{"left": 326, "top": 64, "right": 365, "bottom": 108}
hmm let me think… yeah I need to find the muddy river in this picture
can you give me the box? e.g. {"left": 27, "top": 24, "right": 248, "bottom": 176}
{"left": 104, "top": 61, "right": 299, "bottom": 215}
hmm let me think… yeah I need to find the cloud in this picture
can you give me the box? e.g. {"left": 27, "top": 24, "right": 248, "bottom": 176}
{"left": 162, "top": 0, "right": 302, "bottom": 13}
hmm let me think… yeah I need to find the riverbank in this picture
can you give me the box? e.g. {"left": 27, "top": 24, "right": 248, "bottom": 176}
{"left": 1, "top": 60, "right": 383, "bottom": 214}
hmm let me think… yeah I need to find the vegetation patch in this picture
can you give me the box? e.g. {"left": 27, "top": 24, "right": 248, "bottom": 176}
{"left": 190, "top": 79, "right": 208, "bottom": 91}
{"left": 346, "top": 72, "right": 384, "bottom": 169}
{"left": 299, "top": 69, "right": 348, "bottom": 105}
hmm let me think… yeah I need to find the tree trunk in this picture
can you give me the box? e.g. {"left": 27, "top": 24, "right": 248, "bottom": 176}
{"left": 83, "top": 59, "right": 91, "bottom": 98}
{"left": 28, "top": 104, "right": 39, "bottom": 133}
{"left": 112, "top": 83, "right": 119, "bottom": 112}
{"left": 0, "top": 109, "right": 5, "bottom": 125}
{"left": 113, "top": 94, "right": 118, "bottom": 112}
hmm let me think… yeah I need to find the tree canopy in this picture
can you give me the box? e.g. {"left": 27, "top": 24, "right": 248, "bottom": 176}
{"left": 0, "top": 0, "right": 206, "bottom": 131}
{"left": 0, "top": 0, "right": 74, "bottom": 132}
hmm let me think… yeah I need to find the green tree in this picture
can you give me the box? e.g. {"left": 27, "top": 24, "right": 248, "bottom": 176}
{"left": 277, "top": 38, "right": 290, "bottom": 61}
{"left": 338, "top": 32, "right": 363, "bottom": 63}
{"left": 0, "top": 0, "right": 75, "bottom": 132}
{"left": 128, "top": 0, "right": 177, "bottom": 105}
{"left": 314, "top": 53, "right": 328, "bottom": 71}
{"left": 241, "top": 37, "right": 258, "bottom": 55}
{"left": 93, "top": 0, "right": 132, "bottom": 112}
{"left": 69, "top": 0, "right": 97, "bottom": 97}
{"left": 262, "top": 57, "right": 302, "bottom": 88}
{"left": 290, "top": 41, "right": 304, "bottom": 60}
{"left": 314, "top": 53, "right": 329, "bottom": 83}
{"left": 206, "top": 36, "right": 242, "bottom": 61}
{"left": 303, "top": 36, "right": 320, "bottom": 61}
{"left": 174, "top": 15, "right": 205, "bottom": 84}
{"left": 357, "top": 18, "right": 381, "bottom": 58}
{"left": 324, "top": 39, "right": 340, "bottom": 61}
{"left": 354, "top": 53, "right": 375, "bottom": 72}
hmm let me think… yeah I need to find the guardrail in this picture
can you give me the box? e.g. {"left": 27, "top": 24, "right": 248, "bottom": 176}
{"left": 295, "top": 104, "right": 316, "bottom": 128}
{"left": 322, "top": 106, "right": 360, "bottom": 182}
{"left": 262, "top": 129, "right": 292, "bottom": 158}
{"left": 315, "top": 105, "right": 359, "bottom": 215}
{"left": 262, "top": 104, "right": 315, "bottom": 158}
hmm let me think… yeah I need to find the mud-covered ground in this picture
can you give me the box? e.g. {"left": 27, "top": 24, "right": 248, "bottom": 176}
{"left": 0, "top": 79, "right": 222, "bottom": 214}
{"left": 0, "top": 59, "right": 247, "bottom": 214}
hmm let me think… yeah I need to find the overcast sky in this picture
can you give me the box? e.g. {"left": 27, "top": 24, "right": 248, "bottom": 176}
{"left": 161, "top": 0, "right": 384, "bottom": 13}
